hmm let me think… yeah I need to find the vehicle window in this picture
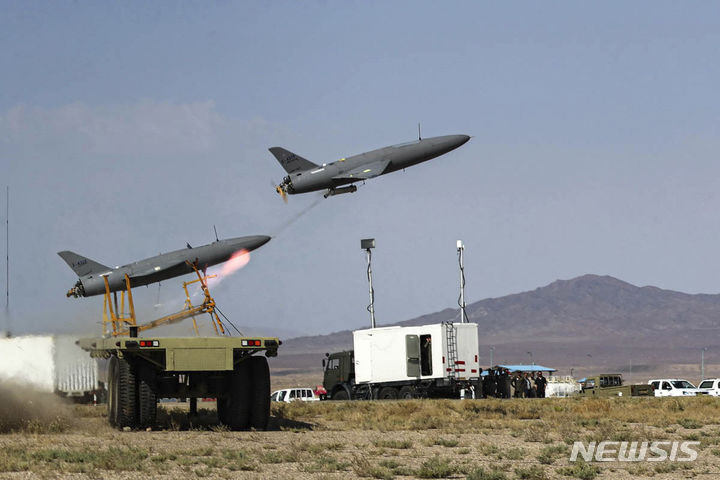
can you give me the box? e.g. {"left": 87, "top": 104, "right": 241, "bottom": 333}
{"left": 307, "top": 389, "right": 313, "bottom": 397}
{"left": 289, "top": 390, "right": 296, "bottom": 398}
{"left": 699, "top": 380, "right": 714, "bottom": 389}
{"left": 672, "top": 380, "right": 695, "bottom": 389}
{"left": 328, "top": 358, "right": 339, "bottom": 370}
{"left": 662, "top": 382, "right": 672, "bottom": 390}
{"left": 586, "top": 379, "right": 595, "bottom": 388}
{"left": 651, "top": 381, "right": 660, "bottom": 389}
{"left": 612, "top": 377, "right": 621, "bottom": 386}
{"left": 600, "top": 377, "right": 608, "bottom": 387}
{"left": 278, "top": 391, "right": 286, "bottom": 401}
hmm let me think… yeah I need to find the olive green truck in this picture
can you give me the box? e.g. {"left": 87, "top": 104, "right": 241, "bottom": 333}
{"left": 578, "top": 374, "right": 654, "bottom": 397}
{"left": 78, "top": 335, "right": 280, "bottom": 430}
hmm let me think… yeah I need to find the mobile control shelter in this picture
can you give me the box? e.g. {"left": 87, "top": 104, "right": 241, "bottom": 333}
{"left": 324, "top": 322, "right": 480, "bottom": 400}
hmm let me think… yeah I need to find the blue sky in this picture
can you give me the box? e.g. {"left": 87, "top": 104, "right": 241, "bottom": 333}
{"left": 2, "top": 2, "right": 720, "bottom": 337}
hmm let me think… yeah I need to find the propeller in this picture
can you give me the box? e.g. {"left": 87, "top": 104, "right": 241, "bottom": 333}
{"left": 272, "top": 178, "right": 289, "bottom": 203}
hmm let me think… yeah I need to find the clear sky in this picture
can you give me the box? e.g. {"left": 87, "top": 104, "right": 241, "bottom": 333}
{"left": 2, "top": 1, "right": 720, "bottom": 338}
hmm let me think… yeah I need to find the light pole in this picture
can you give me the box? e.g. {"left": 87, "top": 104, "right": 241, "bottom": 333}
{"left": 361, "top": 238, "right": 376, "bottom": 329}
{"left": 490, "top": 346, "right": 495, "bottom": 368}
{"left": 527, "top": 351, "right": 533, "bottom": 365}
{"left": 702, "top": 347, "right": 707, "bottom": 381}
{"left": 570, "top": 368, "right": 575, "bottom": 378}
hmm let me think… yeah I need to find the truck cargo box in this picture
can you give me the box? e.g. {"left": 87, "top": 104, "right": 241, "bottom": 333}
{"left": 353, "top": 322, "right": 479, "bottom": 384}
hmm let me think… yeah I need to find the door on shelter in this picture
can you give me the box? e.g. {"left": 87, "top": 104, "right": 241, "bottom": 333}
{"left": 406, "top": 334, "right": 421, "bottom": 377}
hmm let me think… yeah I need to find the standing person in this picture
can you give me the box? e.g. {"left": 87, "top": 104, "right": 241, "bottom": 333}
{"left": 487, "top": 369, "right": 497, "bottom": 398}
{"left": 535, "top": 372, "right": 548, "bottom": 398}
{"left": 502, "top": 369, "right": 512, "bottom": 399}
{"left": 528, "top": 372, "right": 537, "bottom": 398}
{"left": 497, "top": 369, "right": 506, "bottom": 398}
{"left": 511, "top": 372, "right": 520, "bottom": 398}
{"left": 521, "top": 372, "right": 531, "bottom": 398}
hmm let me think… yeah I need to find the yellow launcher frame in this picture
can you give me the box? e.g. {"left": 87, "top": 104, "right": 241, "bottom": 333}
{"left": 101, "top": 262, "right": 226, "bottom": 337}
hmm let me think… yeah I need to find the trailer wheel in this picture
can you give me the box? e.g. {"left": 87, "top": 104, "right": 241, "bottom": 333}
{"left": 138, "top": 365, "right": 157, "bottom": 428}
{"left": 399, "top": 386, "right": 415, "bottom": 399}
{"left": 378, "top": 387, "right": 398, "bottom": 400}
{"left": 332, "top": 389, "right": 349, "bottom": 400}
{"left": 225, "top": 361, "right": 252, "bottom": 430}
{"left": 107, "top": 356, "right": 119, "bottom": 426}
{"left": 116, "top": 355, "right": 137, "bottom": 428}
{"left": 247, "top": 356, "right": 270, "bottom": 430}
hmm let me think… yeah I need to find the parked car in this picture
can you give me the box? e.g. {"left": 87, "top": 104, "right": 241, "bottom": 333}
{"left": 697, "top": 378, "right": 720, "bottom": 396}
{"left": 648, "top": 379, "right": 698, "bottom": 397}
{"left": 270, "top": 388, "right": 320, "bottom": 403}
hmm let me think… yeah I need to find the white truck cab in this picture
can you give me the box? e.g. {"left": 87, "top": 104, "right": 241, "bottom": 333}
{"left": 270, "top": 388, "right": 320, "bottom": 403}
{"left": 648, "top": 379, "right": 698, "bottom": 397}
{"left": 697, "top": 378, "right": 720, "bottom": 397}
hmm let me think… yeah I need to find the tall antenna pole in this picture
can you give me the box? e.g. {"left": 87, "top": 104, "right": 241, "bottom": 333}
{"left": 457, "top": 240, "right": 467, "bottom": 323}
{"left": 5, "top": 186, "right": 9, "bottom": 335}
{"left": 361, "top": 238, "right": 376, "bottom": 328}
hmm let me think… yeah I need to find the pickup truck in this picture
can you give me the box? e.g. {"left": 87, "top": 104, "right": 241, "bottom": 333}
{"left": 697, "top": 378, "right": 720, "bottom": 397}
{"left": 578, "top": 374, "right": 653, "bottom": 397}
{"left": 648, "top": 379, "right": 698, "bottom": 397}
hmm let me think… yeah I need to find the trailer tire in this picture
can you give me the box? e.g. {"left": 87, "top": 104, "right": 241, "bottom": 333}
{"left": 138, "top": 365, "right": 157, "bottom": 428}
{"left": 225, "top": 361, "right": 252, "bottom": 430}
{"left": 247, "top": 356, "right": 270, "bottom": 430}
{"left": 399, "top": 386, "right": 415, "bottom": 399}
{"left": 378, "top": 387, "right": 398, "bottom": 400}
{"left": 332, "top": 389, "right": 349, "bottom": 400}
{"left": 107, "top": 356, "right": 119, "bottom": 426}
{"left": 116, "top": 355, "right": 137, "bottom": 428}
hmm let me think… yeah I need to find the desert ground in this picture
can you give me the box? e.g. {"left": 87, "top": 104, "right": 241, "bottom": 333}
{"left": 2, "top": 384, "right": 720, "bottom": 480}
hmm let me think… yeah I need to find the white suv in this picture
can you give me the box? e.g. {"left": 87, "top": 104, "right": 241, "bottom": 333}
{"left": 270, "top": 388, "right": 320, "bottom": 403}
{"left": 648, "top": 379, "right": 698, "bottom": 397}
{"left": 697, "top": 378, "right": 720, "bottom": 397}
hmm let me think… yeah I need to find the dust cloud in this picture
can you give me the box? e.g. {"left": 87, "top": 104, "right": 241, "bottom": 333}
{"left": 0, "top": 382, "right": 72, "bottom": 433}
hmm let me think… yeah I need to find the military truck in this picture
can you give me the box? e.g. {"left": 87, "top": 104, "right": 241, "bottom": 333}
{"left": 78, "top": 335, "right": 280, "bottom": 430}
{"left": 577, "top": 374, "right": 653, "bottom": 397}
{"left": 323, "top": 322, "right": 480, "bottom": 400}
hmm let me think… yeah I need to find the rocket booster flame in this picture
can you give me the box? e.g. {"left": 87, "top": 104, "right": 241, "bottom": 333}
{"left": 206, "top": 249, "right": 251, "bottom": 289}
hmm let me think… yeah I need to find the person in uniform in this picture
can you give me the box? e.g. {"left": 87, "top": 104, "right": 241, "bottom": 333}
{"left": 535, "top": 371, "right": 548, "bottom": 398}
{"left": 503, "top": 369, "right": 512, "bottom": 398}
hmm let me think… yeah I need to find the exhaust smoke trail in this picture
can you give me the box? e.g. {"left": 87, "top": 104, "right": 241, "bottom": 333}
{"left": 271, "top": 193, "right": 325, "bottom": 239}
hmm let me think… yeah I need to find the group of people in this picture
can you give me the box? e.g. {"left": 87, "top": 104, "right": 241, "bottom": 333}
{"left": 478, "top": 368, "right": 548, "bottom": 398}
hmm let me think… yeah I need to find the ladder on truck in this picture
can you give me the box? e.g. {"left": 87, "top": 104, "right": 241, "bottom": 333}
{"left": 444, "top": 321, "right": 458, "bottom": 378}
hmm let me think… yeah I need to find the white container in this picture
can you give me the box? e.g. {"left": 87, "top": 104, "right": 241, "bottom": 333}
{"left": 0, "top": 335, "right": 99, "bottom": 396}
{"left": 353, "top": 323, "right": 479, "bottom": 384}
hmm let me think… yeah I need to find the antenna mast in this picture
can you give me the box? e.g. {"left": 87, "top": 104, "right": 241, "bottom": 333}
{"left": 5, "top": 186, "right": 9, "bottom": 335}
{"left": 457, "top": 240, "right": 467, "bottom": 323}
{"left": 361, "top": 238, "right": 376, "bottom": 328}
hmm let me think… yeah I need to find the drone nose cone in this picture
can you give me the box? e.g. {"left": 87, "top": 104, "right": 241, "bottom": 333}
{"left": 451, "top": 134, "right": 471, "bottom": 148}
{"left": 246, "top": 235, "right": 271, "bottom": 251}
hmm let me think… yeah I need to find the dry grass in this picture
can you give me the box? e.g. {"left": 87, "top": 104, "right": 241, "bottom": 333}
{"left": 1, "top": 396, "right": 720, "bottom": 478}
